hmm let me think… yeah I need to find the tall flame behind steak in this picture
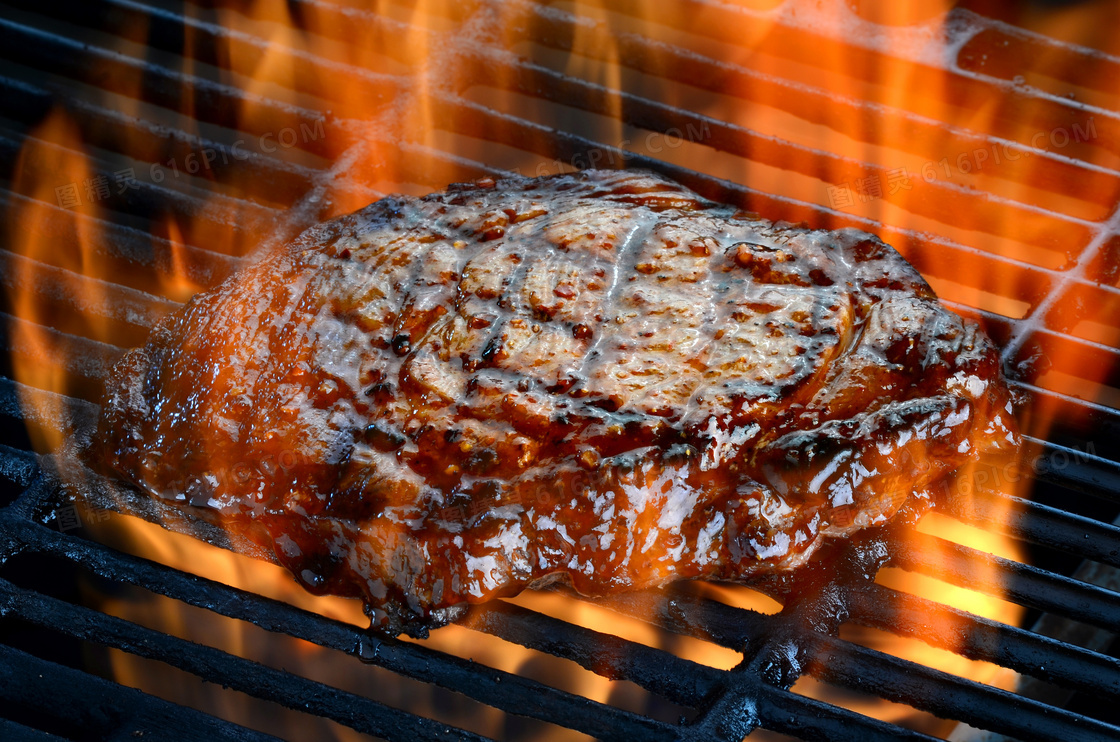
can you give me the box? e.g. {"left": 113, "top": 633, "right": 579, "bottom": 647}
{"left": 97, "top": 170, "right": 1018, "bottom": 634}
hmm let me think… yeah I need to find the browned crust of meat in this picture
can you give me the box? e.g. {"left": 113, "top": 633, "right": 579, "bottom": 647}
{"left": 96, "top": 170, "right": 1018, "bottom": 634}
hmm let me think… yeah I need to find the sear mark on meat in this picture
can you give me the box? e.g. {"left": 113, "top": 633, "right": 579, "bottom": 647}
{"left": 96, "top": 170, "right": 1019, "bottom": 635}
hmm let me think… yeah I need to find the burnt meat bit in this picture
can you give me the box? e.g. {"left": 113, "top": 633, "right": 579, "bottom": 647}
{"left": 97, "top": 170, "right": 1019, "bottom": 634}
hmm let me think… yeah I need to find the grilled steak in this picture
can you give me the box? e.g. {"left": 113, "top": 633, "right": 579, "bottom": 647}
{"left": 97, "top": 170, "right": 1018, "bottom": 634}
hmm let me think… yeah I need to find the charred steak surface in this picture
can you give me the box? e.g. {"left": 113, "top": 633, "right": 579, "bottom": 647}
{"left": 98, "top": 170, "right": 1018, "bottom": 633}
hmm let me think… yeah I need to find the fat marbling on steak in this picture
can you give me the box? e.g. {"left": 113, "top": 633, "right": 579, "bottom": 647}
{"left": 97, "top": 170, "right": 1018, "bottom": 633}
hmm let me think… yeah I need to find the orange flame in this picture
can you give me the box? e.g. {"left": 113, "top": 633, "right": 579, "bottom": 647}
{"left": 8, "top": 112, "right": 114, "bottom": 453}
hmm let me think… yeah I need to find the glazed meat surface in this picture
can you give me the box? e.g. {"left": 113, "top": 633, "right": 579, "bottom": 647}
{"left": 98, "top": 170, "right": 1018, "bottom": 633}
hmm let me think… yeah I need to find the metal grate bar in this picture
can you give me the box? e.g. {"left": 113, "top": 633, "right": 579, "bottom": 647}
{"left": 894, "top": 533, "right": 1120, "bottom": 630}
{"left": 575, "top": 585, "right": 770, "bottom": 651}
{"left": 1, "top": 312, "right": 122, "bottom": 391}
{"left": 852, "top": 583, "right": 1120, "bottom": 699}
{"left": 0, "top": 189, "right": 242, "bottom": 295}
{"left": 941, "top": 489, "right": 1120, "bottom": 568}
{"left": 0, "top": 445, "right": 37, "bottom": 492}
{"left": 467, "top": 592, "right": 942, "bottom": 740}
{"left": 372, "top": 139, "right": 508, "bottom": 184}
{"left": 954, "top": 303, "right": 1120, "bottom": 378}
{"left": 809, "top": 632, "right": 1120, "bottom": 742}
{"left": 0, "top": 718, "right": 67, "bottom": 742}
{"left": 0, "top": 250, "right": 178, "bottom": 341}
{"left": 0, "top": 644, "right": 282, "bottom": 742}
{"left": 686, "top": 550, "right": 928, "bottom": 740}
{"left": 0, "top": 512, "right": 682, "bottom": 742}
{"left": 0, "top": 580, "right": 496, "bottom": 742}
{"left": 0, "top": 380, "right": 98, "bottom": 445}
{"left": 1016, "top": 327, "right": 1120, "bottom": 389}
{"left": 98, "top": 0, "right": 425, "bottom": 70}
{"left": 519, "top": 0, "right": 1120, "bottom": 162}
{"left": 1012, "top": 383, "right": 1120, "bottom": 438}
{"left": 0, "top": 5, "right": 504, "bottom": 199}
{"left": 0, "top": 2, "right": 554, "bottom": 196}
{"left": 0, "top": 130, "right": 278, "bottom": 248}
{"left": 0, "top": 74, "right": 321, "bottom": 207}
{"left": 1, "top": 0, "right": 427, "bottom": 125}
{"left": 1025, "top": 436, "right": 1120, "bottom": 502}
{"left": 0, "top": 17, "right": 342, "bottom": 159}
{"left": 466, "top": 600, "right": 723, "bottom": 707}
{"left": 748, "top": 687, "right": 940, "bottom": 742}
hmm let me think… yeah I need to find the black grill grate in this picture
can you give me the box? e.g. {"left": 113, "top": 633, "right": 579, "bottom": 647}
{"left": 3, "top": 1, "right": 1120, "bottom": 740}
